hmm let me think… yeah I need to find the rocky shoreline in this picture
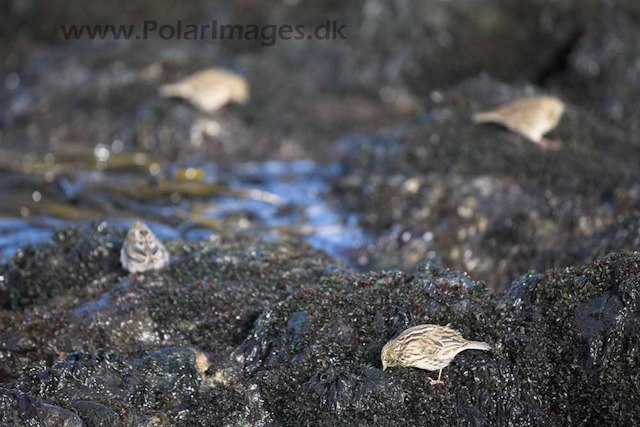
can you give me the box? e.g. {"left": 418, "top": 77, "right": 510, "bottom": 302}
{"left": 2, "top": 0, "right": 640, "bottom": 425}
{"left": 1, "top": 226, "right": 638, "bottom": 426}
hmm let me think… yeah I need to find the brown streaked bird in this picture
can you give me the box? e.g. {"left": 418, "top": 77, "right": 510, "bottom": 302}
{"left": 381, "top": 324, "right": 490, "bottom": 385}
{"left": 159, "top": 68, "right": 250, "bottom": 113}
{"left": 472, "top": 96, "right": 565, "bottom": 150}
{"left": 120, "top": 221, "right": 170, "bottom": 273}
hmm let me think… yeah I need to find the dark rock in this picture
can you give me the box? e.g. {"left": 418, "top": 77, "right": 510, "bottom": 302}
{"left": 505, "top": 272, "right": 543, "bottom": 303}
{"left": 5, "top": 1, "right": 633, "bottom": 163}
{"left": 0, "top": 225, "right": 123, "bottom": 309}
{"left": 70, "top": 401, "right": 120, "bottom": 427}
{"left": 335, "top": 75, "right": 640, "bottom": 290}
{"left": 228, "top": 0, "right": 599, "bottom": 95}
{"left": 231, "top": 252, "right": 640, "bottom": 426}
{"left": 1, "top": 228, "right": 639, "bottom": 425}
{"left": 415, "top": 261, "right": 476, "bottom": 290}
{"left": 0, "top": 226, "right": 335, "bottom": 381}
{"left": 16, "top": 347, "right": 207, "bottom": 421}
{"left": 551, "top": 12, "right": 640, "bottom": 138}
{"left": 176, "top": 382, "right": 273, "bottom": 427}
{"left": 0, "top": 388, "right": 86, "bottom": 427}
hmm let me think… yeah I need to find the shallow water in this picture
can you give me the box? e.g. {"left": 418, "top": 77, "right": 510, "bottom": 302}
{"left": 0, "top": 159, "right": 370, "bottom": 265}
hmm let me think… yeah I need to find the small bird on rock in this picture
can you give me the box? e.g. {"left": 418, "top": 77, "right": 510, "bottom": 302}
{"left": 120, "top": 221, "right": 170, "bottom": 273}
{"left": 159, "top": 68, "right": 250, "bottom": 113}
{"left": 381, "top": 324, "right": 490, "bottom": 384}
{"left": 472, "top": 96, "right": 565, "bottom": 150}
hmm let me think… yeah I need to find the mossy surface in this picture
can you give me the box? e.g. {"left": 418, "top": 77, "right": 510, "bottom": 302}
{"left": 1, "top": 228, "right": 639, "bottom": 426}
{"left": 0, "top": 224, "right": 335, "bottom": 384}
{"left": 334, "top": 76, "right": 640, "bottom": 290}
{"left": 230, "top": 253, "right": 639, "bottom": 426}
{"left": 1, "top": 1, "right": 640, "bottom": 425}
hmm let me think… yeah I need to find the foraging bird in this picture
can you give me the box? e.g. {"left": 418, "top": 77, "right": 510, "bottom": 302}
{"left": 159, "top": 68, "right": 250, "bottom": 113}
{"left": 120, "top": 221, "right": 170, "bottom": 273}
{"left": 472, "top": 96, "right": 565, "bottom": 150}
{"left": 381, "top": 324, "right": 490, "bottom": 384}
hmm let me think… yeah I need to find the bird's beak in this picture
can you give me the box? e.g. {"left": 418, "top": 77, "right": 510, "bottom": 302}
{"left": 382, "top": 365, "right": 387, "bottom": 371}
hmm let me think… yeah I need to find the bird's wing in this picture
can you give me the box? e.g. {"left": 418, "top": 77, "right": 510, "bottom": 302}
{"left": 417, "top": 335, "right": 444, "bottom": 357}
{"left": 495, "top": 100, "right": 544, "bottom": 125}
{"left": 427, "top": 328, "right": 468, "bottom": 355}
{"left": 197, "top": 87, "right": 232, "bottom": 112}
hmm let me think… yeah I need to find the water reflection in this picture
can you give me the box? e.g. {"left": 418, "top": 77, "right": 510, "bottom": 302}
{"left": 0, "top": 159, "right": 370, "bottom": 265}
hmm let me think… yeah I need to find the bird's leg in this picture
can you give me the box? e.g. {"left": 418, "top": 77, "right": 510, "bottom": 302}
{"left": 429, "top": 369, "right": 444, "bottom": 385}
{"left": 536, "top": 138, "right": 560, "bottom": 151}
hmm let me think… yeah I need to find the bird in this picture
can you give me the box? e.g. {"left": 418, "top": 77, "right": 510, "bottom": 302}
{"left": 120, "top": 221, "right": 170, "bottom": 273}
{"left": 381, "top": 324, "right": 491, "bottom": 385}
{"left": 159, "top": 68, "right": 250, "bottom": 113}
{"left": 471, "top": 96, "right": 565, "bottom": 150}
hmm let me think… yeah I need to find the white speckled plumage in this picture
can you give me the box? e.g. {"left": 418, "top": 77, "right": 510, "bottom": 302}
{"left": 120, "top": 221, "right": 170, "bottom": 273}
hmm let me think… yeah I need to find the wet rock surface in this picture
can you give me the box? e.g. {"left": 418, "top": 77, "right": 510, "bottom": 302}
{"left": 335, "top": 75, "right": 640, "bottom": 290}
{"left": 0, "top": 388, "right": 86, "bottom": 427}
{"left": 1, "top": 0, "right": 639, "bottom": 285}
{"left": 0, "top": 228, "right": 639, "bottom": 426}
{"left": 549, "top": 11, "right": 640, "bottom": 138}
{"left": 0, "top": 225, "right": 334, "bottom": 382}
{"left": 230, "top": 254, "right": 640, "bottom": 426}
{"left": 1, "top": 0, "right": 640, "bottom": 425}
{"left": 3, "top": 0, "right": 639, "bottom": 162}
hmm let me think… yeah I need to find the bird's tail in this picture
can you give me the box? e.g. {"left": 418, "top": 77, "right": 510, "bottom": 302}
{"left": 463, "top": 341, "right": 491, "bottom": 351}
{"left": 471, "top": 111, "right": 501, "bottom": 124}
{"left": 159, "top": 83, "right": 183, "bottom": 98}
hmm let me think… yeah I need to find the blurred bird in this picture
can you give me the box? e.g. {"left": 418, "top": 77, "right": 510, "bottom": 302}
{"left": 381, "top": 324, "right": 491, "bottom": 384}
{"left": 120, "top": 221, "right": 170, "bottom": 273}
{"left": 472, "top": 96, "right": 565, "bottom": 150}
{"left": 159, "top": 68, "right": 250, "bottom": 113}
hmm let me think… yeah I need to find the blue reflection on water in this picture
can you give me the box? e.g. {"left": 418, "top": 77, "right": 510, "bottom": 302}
{"left": 0, "top": 161, "right": 368, "bottom": 266}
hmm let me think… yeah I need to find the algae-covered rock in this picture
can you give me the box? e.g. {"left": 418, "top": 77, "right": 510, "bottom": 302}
{"left": 0, "top": 225, "right": 123, "bottom": 309}
{"left": 6, "top": 0, "right": 635, "bottom": 163}
{"left": 551, "top": 12, "right": 640, "bottom": 137}
{"left": 1, "top": 227, "right": 639, "bottom": 425}
{"left": 229, "top": 253, "right": 640, "bottom": 426}
{"left": 334, "top": 75, "right": 640, "bottom": 290}
{"left": 16, "top": 347, "right": 208, "bottom": 423}
{"left": 69, "top": 400, "right": 121, "bottom": 427}
{"left": 0, "top": 388, "right": 86, "bottom": 427}
{"left": 0, "top": 224, "right": 335, "bottom": 382}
